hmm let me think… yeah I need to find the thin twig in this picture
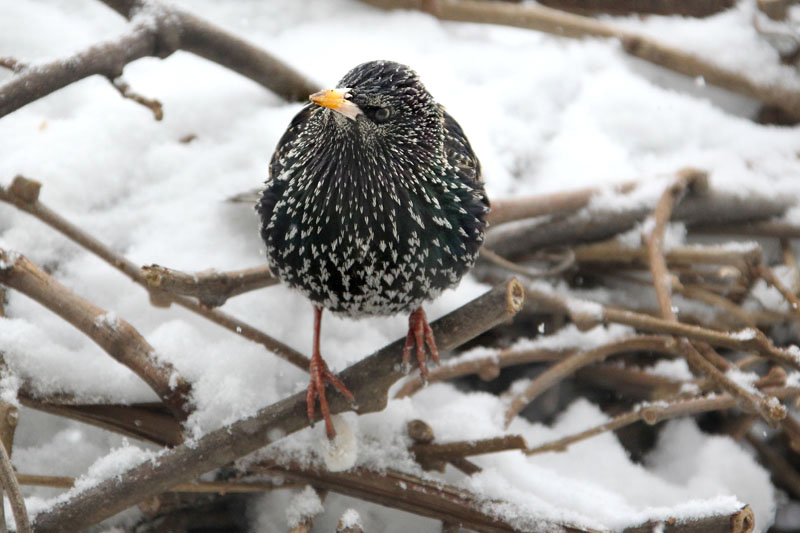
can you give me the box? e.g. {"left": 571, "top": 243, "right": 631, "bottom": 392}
{"left": 0, "top": 176, "right": 309, "bottom": 371}
{"left": 142, "top": 264, "right": 278, "bottom": 307}
{"left": 503, "top": 336, "right": 674, "bottom": 427}
{"left": 32, "top": 279, "right": 524, "bottom": 532}
{"left": 525, "top": 385, "right": 800, "bottom": 456}
{"left": 107, "top": 76, "right": 163, "bottom": 120}
{"left": 645, "top": 169, "right": 707, "bottom": 320}
{"left": 0, "top": 429, "right": 30, "bottom": 533}
{"left": 395, "top": 345, "right": 568, "bottom": 398}
{"left": 480, "top": 247, "right": 575, "bottom": 280}
{"left": 523, "top": 286, "right": 800, "bottom": 371}
{"left": 410, "top": 435, "right": 527, "bottom": 461}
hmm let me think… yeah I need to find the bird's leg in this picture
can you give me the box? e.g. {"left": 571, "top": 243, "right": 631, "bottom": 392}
{"left": 402, "top": 307, "right": 440, "bottom": 378}
{"left": 307, "top": 305, "right": 354, "bottom": 439}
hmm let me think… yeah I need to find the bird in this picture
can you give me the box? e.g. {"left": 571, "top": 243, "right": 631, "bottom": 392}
{"left": 257, "top": 60, "right": 488, "bottom": 439}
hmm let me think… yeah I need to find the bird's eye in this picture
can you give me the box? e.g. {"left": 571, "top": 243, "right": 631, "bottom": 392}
{"left": 373, "top": 107, "right": 392, "bottom": 123}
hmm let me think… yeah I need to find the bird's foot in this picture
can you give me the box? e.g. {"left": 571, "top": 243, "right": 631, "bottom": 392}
{"left": 402, "top": 307, "right": 439, "bottom": 380}
{"left": 308, "top": 353, "right": 355, "bottom": 439}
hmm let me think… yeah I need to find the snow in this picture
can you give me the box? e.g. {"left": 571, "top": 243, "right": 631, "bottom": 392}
{"left": 1, "top": 0, "right": 799, "bottom": 531}
{"left": 286, "top": 485, "right": 324, "bottom": 528}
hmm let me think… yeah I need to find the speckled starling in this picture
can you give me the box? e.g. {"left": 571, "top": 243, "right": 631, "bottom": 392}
{"left": 257, "top": 60, "right": 489, "bottom": 438}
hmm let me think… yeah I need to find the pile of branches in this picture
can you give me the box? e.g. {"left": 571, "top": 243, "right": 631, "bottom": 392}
{"left": 2, "top": 0, "right": 800, "bottom": 532}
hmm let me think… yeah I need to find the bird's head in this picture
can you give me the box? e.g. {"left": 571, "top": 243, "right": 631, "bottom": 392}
{"left": 308, "top": 61, "right": 443, "bottom": 155}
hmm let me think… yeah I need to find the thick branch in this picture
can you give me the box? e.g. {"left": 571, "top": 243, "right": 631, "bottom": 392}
{"left": 142, "top": 264, "right": 277, "bottom": 307}
{"left": 32, "top": 279, "right": 524, "bottom": 532}
{"left": 0, "top": 250, "right": 190, "bottom": 419}
{"left": 0, "top": 0, "right": 317, "bottom": 118}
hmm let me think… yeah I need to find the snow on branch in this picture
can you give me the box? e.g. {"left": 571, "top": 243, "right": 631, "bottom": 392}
{"left": 0, "top": 0, "right": 318, "bottom": 119}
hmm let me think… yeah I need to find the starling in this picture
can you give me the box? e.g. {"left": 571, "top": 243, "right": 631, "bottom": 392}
{"left": 257, "top": 60, "right": 488, "bottom": 438}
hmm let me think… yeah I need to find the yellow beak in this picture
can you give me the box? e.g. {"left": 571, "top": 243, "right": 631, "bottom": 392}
{"left": 309, "top": 88, "right": 363, "bottom": 120}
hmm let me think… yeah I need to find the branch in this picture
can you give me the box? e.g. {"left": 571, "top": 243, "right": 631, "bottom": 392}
{"left": 17, "top": 473, "right": 296, "bottom": 494}
{"left": 536, "top": 0, "right": 733, "bottom": 17}
{"left": 32, "top": 279, "right": 524, "bottom": 532}
{"left": 645, "top": 170, "right": 707, "bottom": 320}
{"left": 0, "top": 249, "right": 191, "bottom": 419}
{"left": 486, "top": 180, "right": 637, "bottom": 227}
{"left": 0, "top": 176, "right": 309, "bottom": 371}
{"left": 524, "top": 286, "right": 800, "bottom": 371}
{"left": 142, "top": 264, "right": 277, "bottom": 307}
{"left": 395, "top": 345, "right": 568, "bottom": 398}
{"left": 361, "top": 0, "right": 800, "bottom": 119}
{"left": 258, "top": 461, "right": 554, "bottom": 533}
{"left": 0, "top": 418, "right": 30, "bottom": 533}
{"left": 525, "top": 385, "right": 800, "bottom": 456}
{"left": 484, "top": 173, "right": 792, "bottom": 259}
{"left": 0, "top": 0, "right": 318, "bottom": 118}
{"left": 107, "top": 76, "right": 163, "bottom": 120}
{"left": 503, "top": 336, "right": 673, "bottom": 427}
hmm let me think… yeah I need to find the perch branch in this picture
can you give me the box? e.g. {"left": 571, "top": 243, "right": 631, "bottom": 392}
{"left": 142, "top": 264, "right": 278, "bottom": 307}
{"left": 693, "top": 219, "right": 800, "bottom": 239}
{"left": 0, "top": 249, "right": 191, "bottom": 419}
{"left": 361, "top": 0, "right": 800, "bottom": 118}
{"left": 0, "top": 176, "right": 309, "bottom": 371}
{"left": 0, "top": 0, "right": 317, "bottom": 117}
{"left": 32, "top": 279, "right": 524, "bottom": 532}
{"left": 410, "top": 435, "right": 527, "bottom": 462}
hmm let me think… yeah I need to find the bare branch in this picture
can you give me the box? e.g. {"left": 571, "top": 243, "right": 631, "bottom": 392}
{"left": 0, "top": 249, "right": 191, "bottom": 419}
{"left": 536, "top": 0, "right": 733, "bottom": 17}
{"left": 107, "top": 76, "right": 163, "bottom": 120}
{"left": 503, "top": 336, "right": 673, "bottom": 427}
{"left": 0, "top": 0, "right": 318, "bottom": 118}
{"left": 0, "top": 407, "right": 30, "bottom": 533}
{"left": 361, "top": 0, "right": 800, "bottom": 119}
{"left": 17, "top": 473, "right": 296, "bottom": 494}
{"left": 525, "top": 385, "right": 800, "bottom": 456}
{"left": 142, "top": 264, "right": 278, "bottom": 307}
{"left": 484, "top": 174, "right": 791, "bottom": 259}
{"left": 523, "top": 286, "right": 800, "bottom": 371}
{"left": 32, "top": 279, "right": 524, "bottom": 532}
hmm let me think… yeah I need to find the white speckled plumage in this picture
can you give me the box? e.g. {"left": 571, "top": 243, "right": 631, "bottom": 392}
{"left": 258, "top": 60, "right": 488, "bottom": 318}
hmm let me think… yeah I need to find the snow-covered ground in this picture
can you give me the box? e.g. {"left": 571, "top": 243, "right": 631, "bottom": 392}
{"left": 1, "top": 0, "right": 800, "bottom": 531}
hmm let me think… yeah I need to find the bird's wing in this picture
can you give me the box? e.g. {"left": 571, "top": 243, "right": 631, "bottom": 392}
{"left": 256, "top": 104, "right": 317, "bottom": 223}
{"left": 270, "top": 104, "right": 316, "bottom": 181}
{"left": 440, "top": 105, "right": 482, "bottom": 185}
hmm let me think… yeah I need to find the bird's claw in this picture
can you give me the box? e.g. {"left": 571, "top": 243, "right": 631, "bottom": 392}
{"left": 308, "top": 355, "right": 354, "bottom": 439}
{"left": 402, "top": 307, "right": 439, "bottom": 381}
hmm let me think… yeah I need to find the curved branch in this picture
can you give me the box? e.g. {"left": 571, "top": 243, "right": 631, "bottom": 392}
{"left": 0, "top": 0, "right": 318, "bottom": 118}
{"left": 0, "top": 250, "right": 191, "bottom": 420}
